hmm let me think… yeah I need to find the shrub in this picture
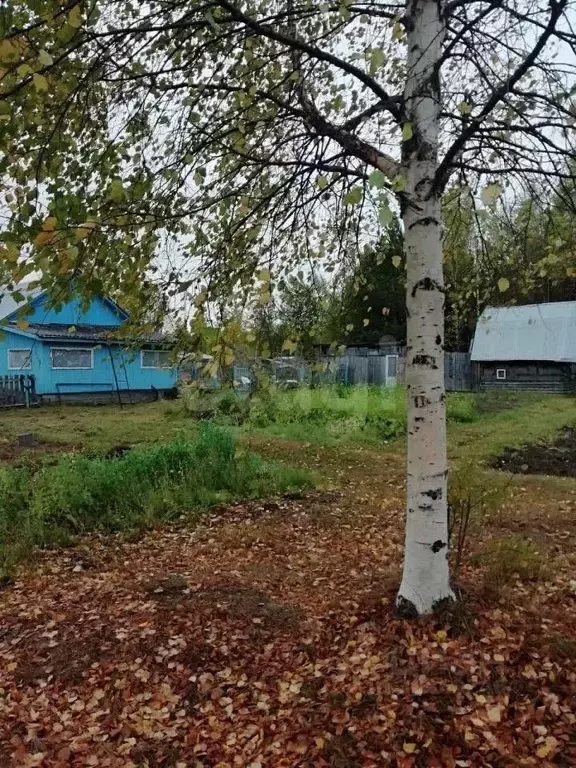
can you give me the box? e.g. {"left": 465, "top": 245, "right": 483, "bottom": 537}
{"left": 0, "top": 425, "right": 314, "bottom": 574}
{"left": 478, "top": 535, "right": 550, "bottom": 588}
{"left": 448, "top": 461, "right": 510, "bottom": 571}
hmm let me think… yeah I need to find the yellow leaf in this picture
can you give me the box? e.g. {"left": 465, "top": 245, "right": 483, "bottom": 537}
{"left": 536, "top": 736, "right": 558, "bottom": 759}
{"left": 497, "top": 277, "right": 510, "bottom": 293}
{"left": 16, "top": 319, "right": 29, "bottom": 330}
{"left": 392, "top": 254, "right": 402, "bottom": 268}
{"left": 487, "top": 705, "right": 501, "bottom": 723}
{"left": 33, "top": 230, "right": 56, "bottom": 247}
{"left": 314, "top": 737, "right": 325, "bottom": 749}
{"left": 258, "top": 268, "right": 270, "bottom": 282}
{"left": 33, "top": 73, "right": 48, "bottom": 92}
{"left": 75, "top": 221, "right": 96, "bottom": 240}
{"left": 68, "top": 4, "right": 83, "bottom": 28}
{"left": 7, "top": 661, "right": 17, "bottom": 671}
{"left": 0, "top": 39, "right": 21, "bottom": 64}
{"left": 42, "top": 216, "right": 58, "bottom": 231}
{"left": 363, "top": 318, "right": 370, "bottom": 327}
{"left": 403, "top": 743, "right": 416, "bottom": 754}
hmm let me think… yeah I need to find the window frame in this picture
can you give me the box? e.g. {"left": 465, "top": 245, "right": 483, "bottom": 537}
{"left": 141, "top": 349, "right": 171, "bottom": 369}
{"left": 50, "top": 346, "right": 94, "bottom": 370}
{"left": 8, "top": 348, "right": 32, "bottom": 371}
{"left": 496, "top": 368, "right": 507, "bottom": 380}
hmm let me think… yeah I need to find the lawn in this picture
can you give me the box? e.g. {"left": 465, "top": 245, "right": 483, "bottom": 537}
{"left": 1, "top": 391, "right": 576, "bottom": 766}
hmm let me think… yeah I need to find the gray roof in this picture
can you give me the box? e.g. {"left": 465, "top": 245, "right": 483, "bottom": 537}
{"left": 0, "top": 283, "right": 41, "bottom": 321}
{"left": 471, "top": 302, "right": 576, "bottom": 363}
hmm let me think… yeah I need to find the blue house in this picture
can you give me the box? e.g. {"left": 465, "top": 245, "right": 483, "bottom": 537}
{"left": 0, "top": 285, "right": 177, "bottom": 403}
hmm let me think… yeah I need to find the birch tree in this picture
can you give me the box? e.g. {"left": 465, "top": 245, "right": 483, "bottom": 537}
{"left": 1, "top": 0, "right": 575, "bottom": 614}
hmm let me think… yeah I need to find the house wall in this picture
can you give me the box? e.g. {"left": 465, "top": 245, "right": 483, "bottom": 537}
{"left": 0, "top": 332, "right": 176, "bottom": 396}
{"left": 13, "top": 295, "right": 125, "bottom": 326}
{"left": 478, "top": 361, "right": 576, "bottom": 394}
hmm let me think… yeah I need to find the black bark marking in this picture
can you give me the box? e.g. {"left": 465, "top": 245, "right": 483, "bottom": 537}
{"left": 431, "top": 540, "right": 446, "bottom": 553}
{"left": 410, "top": 277, "right": 444, "bottom": 297}
{"left": 418, "top": 503, "right": 434, "bottom": 512}
{"left": 412, "top": 354, "right": 437, "bottom": 369}
{"left": 423, "top": 487, "right": 443, "bottom": 501}
{"left": 414, "top": 395, "right": 430, "bottom": 408}
{"left": 396, "top": 595, "right": 419, "bottom": 620}
{"left": 435, "top": 334, "right": 442, "bottom": 346}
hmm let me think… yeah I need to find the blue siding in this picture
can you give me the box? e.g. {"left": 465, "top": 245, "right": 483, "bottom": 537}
{"left": 0, "top": 332, "right": 176, "bottom": 395}
{"left": 9, "top": 295, "right": 125, "bottom": 326}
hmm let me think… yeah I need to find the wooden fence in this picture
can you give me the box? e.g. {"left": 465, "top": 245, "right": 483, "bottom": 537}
{"left": 0, "top": 375, "right": 37, "bottom": 408}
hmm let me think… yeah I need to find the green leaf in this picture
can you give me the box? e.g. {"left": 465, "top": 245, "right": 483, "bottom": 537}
{"left": 369, "top": 170, "right": 386, "bottom": 188}
{"left": 392, "top": 254, "right": 402, "bottom": 268}
{"left": 368, "top": 48, "right": 385, "bottom": 76}
{"left": 497, "top": 277, "right": 510, "bottom": 292}
{"left": 392, "top": 174, "right": 407, "bottom": 192}
{"left": 402, "top": 122, "right": 413, "bottom": 141}
{"left": 379, "top": 204, "right": 393, "bottom": 226}
{"left": 316, "top": 176, "right": 329, "bottom": 190}
{"left": 68, "top": 5, "right": 83, "bottom": 28}
{"left": 458, "top": 101, "right": 472, "bottom": 115}
{"left": 108, "top": 179, "right": 125, "bottom": 201}
{"left": 344, "top": 187, "right": 362, "bottom": 206}
{"left": 33, "top": 73, "right": 48, "bottom": 92}
{"left": 481, "top": 183, "right": 502, "bottom": 206}
{"left": 38, "top": 49, "right": 53, "bottom": 67}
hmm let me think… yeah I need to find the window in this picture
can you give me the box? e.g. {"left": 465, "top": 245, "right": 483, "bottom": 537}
{"left": 50, "top": 347, "right": 93, "bottom": 369}
{"left": 141, "top": 349, "right": 171, "bottom": 369}
{"left": 8, "top": 349, "right": 32, "bottom": 370}
{"left": 496, "top": 368, "right": 507, "bottom": 380}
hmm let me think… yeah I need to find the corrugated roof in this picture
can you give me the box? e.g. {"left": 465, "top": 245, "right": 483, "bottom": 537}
{"left": 3, "top": 322, "right": 168, "bottom": 345}
{"left": 0, "top": 283, "right": 41, "bottom": 321}
{"left": 470, "top": 302, "right": 576, "bottom": 363}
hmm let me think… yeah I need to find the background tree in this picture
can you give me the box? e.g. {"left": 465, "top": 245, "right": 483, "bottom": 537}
{"left": 1, "top": 0, "right": 575, "bottom": 614}
{"left": 341, "top": 218, "right": 406, "bottom": 346}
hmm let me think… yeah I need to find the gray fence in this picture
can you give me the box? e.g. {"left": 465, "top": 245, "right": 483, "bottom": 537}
{"left": 0, "top": 375, "right": 37, "bottom": 408}
{"left": 182, "top": 351, "right": 475, "bottom": 392}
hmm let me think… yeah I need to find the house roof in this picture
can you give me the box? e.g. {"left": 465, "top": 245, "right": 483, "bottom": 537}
{"left": 0, "top": 283, "right": 42, "bottom": 321}
{"left": 0, "top": 283, "right": 129, "bottom": 323}
{"left": 470, "top": 302, "right": 576, "bottom": 363}
{"left": 2, "top": 322, "right": 168, "bottom": 345}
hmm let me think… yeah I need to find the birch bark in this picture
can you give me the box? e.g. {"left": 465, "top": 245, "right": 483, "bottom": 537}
{"left": 397, "top": 0, "right": 455, "bottom": 615}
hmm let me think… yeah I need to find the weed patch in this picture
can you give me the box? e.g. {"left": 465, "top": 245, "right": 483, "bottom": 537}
{"left": 0, "top": 425, "right": 313, "bottom": 577}
{"left": 181, "top": 384, "right": 478, "bottom": 445}
{"left": 475, "top": 535, "right": 550, "bottom": 590}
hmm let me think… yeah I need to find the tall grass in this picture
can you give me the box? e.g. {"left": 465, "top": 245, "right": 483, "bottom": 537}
{"left": 0, "top": 425, "right": 313, "bottom": 577}
{"left": 182, "top": 384, "right": 478, "bottom": 445}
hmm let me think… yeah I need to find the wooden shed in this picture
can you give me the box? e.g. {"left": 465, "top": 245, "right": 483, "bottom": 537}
{"left": 470, "top": 302, "right": 576, "bottom": 394}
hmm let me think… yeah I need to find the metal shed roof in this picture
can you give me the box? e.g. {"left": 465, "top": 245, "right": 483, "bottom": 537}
{"left": 470, "top": 302, "right": 576, "bottom": 363}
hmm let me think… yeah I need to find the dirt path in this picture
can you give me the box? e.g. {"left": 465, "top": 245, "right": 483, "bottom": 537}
{"left": 1, "top": 439, "right": 576, "bottom": 767}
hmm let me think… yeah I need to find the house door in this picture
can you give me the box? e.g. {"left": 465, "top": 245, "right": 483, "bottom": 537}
{"left": 385, "top": 355, "right": 398, "bottom": 387}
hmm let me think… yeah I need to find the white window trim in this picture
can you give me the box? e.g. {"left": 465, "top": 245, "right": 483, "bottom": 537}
{"left": 8, "top": 348, "right": 32, "bottom": 371}
{"left": 141, "top": 349, "right": 171, "bottom": 369}
{"left": 496, "top": 368, "right": 507, "bottom": 380}
{"left": 50, "top": 346, "right": 94, "bottom": 370}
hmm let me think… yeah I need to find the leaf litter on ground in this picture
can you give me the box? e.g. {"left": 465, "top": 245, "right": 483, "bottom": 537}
{"left": 1, "top": 440, "right": 575, "bottom": 767}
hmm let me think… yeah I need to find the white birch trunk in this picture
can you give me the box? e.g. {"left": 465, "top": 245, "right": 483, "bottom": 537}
{"left": 396, "top": 0, "right": 455, "bottom": 616}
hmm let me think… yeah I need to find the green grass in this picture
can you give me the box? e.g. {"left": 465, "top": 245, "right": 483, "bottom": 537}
{"left": 448, "top": 391, "right": 576, "bottom": 461}
{"left": 182, "top": 384, "right": 479, "bottom": 446}
{"left": 0, "top": 424, "right": 313, "bottom": 577}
